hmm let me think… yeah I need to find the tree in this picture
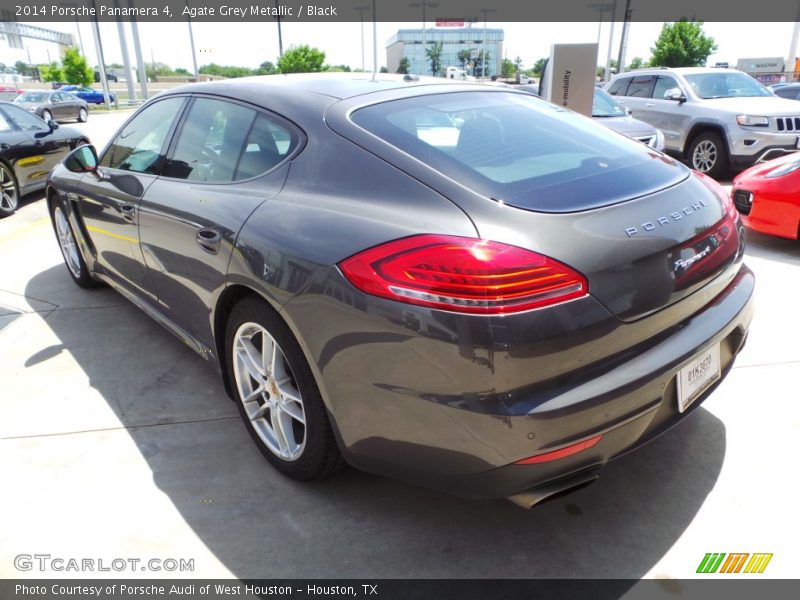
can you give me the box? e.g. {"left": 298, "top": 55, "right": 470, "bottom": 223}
{"left": 326, "top": 64, "right": 352, "bottom": 72}
{"left": 14, "top": 61, "right": 33, "bottom": 77}
{"left": 174, "top": 67, "right": 190, "bottom": 76}
{"left": 145, "top": 61, "right": 174, "bottom": 81}
{"left": 396, "top": 57, "right": 410, "bottom": 75}
{"left": 256, "top": 61, "right": 278, "bottom": 75}
{"left": 513, "top": 56, "right": 524, "bottom": 73}
{"left": 425, "top": 42, "right": 443, "bottom": 77}
{"left": 501, "top": 58, "right": 515, "bottom": 79}
{"left": 472, "top": 51, "right": 491, "bottom": 77}
{"left": 650, "top": 20, "right": 717, "bottom": 68}
{"left": 627, "top": 56, "right": 647, "bottom": 71}
{"left": 62, "top": 48, "right": 93, "bottom": 86}
{"left": 277, "top": 45, "right": 326, "bottom": 74}
{"left": 379, "top": 66, "right": 389, "bottom": 73}
{"left": 39, "top": 62, "right": 64, "bottom": 83}
{"left": 457, "top": 49, "right": 472, "bottom": 70}
{"left": 531, "top": 57, "right": 547, "bottom": 77}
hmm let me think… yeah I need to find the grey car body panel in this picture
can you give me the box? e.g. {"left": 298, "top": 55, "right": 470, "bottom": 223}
{"left": 46, "top": 75, "right": 754, "bottom": 499}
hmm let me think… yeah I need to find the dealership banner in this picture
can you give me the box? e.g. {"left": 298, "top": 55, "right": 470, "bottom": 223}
{"left": 1, "top": 0, "right": 800, "bottom": 23}
{"left": 2, "top": 580, "right": 800, "bottom": 600}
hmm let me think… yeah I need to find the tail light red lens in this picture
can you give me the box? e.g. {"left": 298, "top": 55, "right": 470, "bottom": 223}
{"left": 338, "top": 235, "right": 588, "bottom": 315}
{"left": 514, "top": 434, "right": 603, "bottom": 465}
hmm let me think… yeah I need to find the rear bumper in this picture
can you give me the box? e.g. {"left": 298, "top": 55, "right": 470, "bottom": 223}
{"left": 281, "top": 264, "right": 754, "bottom": 500}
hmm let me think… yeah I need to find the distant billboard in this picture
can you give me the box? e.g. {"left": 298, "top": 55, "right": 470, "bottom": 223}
{"left": 736, "top": 57, "right": 785, "bottom": 73}
{"left": 435, "top": 20, "right": 465, "bottom": 27}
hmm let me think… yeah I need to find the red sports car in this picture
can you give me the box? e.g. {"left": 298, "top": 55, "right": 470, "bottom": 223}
{"left": 731, "top": 151, "right": 800, "bottom": 239}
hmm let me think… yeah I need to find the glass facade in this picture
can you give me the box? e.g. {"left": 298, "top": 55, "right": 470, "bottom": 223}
{"left": 386, "top": 28, "right": 504, "bottom": 78}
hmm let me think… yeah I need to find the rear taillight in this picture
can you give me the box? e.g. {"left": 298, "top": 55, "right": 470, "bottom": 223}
{"left": 338, "top": 235, "right": 588, "bottom": 315}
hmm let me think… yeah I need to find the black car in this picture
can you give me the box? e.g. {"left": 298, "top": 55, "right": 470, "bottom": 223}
{"left": 46, "top": 75, "right": 753, "bottom": 505}
{"left": 0, "top": 101, "right": 90, "bottom": 216}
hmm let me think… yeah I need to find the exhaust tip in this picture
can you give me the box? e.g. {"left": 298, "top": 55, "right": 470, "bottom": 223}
{"left": 507, "top": 471, "right": 599, "bottom": 509}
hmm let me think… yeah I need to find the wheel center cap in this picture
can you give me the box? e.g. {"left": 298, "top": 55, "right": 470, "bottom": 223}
{"left": 268, "top": 378, "right": 279, "bottom": 397}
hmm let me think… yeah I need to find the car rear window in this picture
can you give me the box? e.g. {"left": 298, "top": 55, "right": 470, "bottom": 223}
{"left": 351, "top": 91, "right": 686, "bottom": 213}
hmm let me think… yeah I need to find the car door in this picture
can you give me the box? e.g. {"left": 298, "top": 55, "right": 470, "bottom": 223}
{"left": 615, "top": 75, "right": 656, "bottom": 121}
{"left": 137, "top": 96, "right": 300, "bottom": 349}
{"left": 76, "top": 96, "right": 187, "bottom": 301}
{"left": 48, "top": 93, "right": 68, "bottom": 120}
{"left": 642, "top": 75, "right": 692, "bottom": 152}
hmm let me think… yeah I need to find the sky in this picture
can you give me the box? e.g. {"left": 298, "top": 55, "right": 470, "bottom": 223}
{"left": 4, "top": 20, "right": 799, "bottom": 74}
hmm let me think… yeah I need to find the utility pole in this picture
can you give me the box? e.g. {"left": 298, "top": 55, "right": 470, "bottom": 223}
{"left": 616, "top": 0, "right": 632, "bottom": 74}
{"left": 185, "top": 1, "right": 199, "bottom": 81}
{"left": 274, "top": 0, "right": 283, "bottom": 57}
{"left": 410, "top": 1, "right": 439, "bottom": 75}
{"left": 479, "top": 8, "right": 496, "bottom": 79}
{"left": 604, "top": 0, "right": 617, "bottom": 83}
{"left": 355, "top": 5, "right": 370, "bottom": 72}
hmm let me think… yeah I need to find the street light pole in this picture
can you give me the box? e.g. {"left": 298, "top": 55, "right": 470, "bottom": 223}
{"left": 355, "top": 5, "right": 370, "bottom": 72}
{"left": 274, "top": 0, "right": 283, "bottom": 57}
{"left": 479, "top": 8, "right": 496, "bottom": 80}
{"left": 604, "top": 0, "right": 617, "bottom": 83}
{"left": 410, "top": 2, "right": 439, "bottom": 76}
{"left": 616, "top": 0, "right": 632, "bottom": 74}
{"left": 371, "top": 0, "right": 377, "bottom": 81}
{"left": 185, "top": 1, "right": 199, "bottom": 81}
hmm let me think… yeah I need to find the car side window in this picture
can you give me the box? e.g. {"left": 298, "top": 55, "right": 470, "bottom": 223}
{"left": 607, "top": 77, "right": 631, "bottom": 96}
{"left": 775, "top": 87, "right": 799, "bottom": 100}
{"left": 653, "top": 76, "right": 679, "bottom": 100}
{"left": 164, "top": 98, "right": 257, "bottom": 182}
{"left": 626, "top": 76, "right": 656, "bottom": 98}
{"left": 1, "top": 103, "right": 48, "bottom": 132}
{"left": 234, "top": 114, "right": 297, "bottom": 180}
{"left": 100, "top": 97, "right": 185, "bottom": 174}
{"left": 0, "top": 111, "right": 11, "bottom": 132}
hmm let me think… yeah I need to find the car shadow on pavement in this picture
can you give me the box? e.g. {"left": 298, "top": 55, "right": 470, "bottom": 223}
{"left": 23, "top": 264, "right": 727, "bottom": 580}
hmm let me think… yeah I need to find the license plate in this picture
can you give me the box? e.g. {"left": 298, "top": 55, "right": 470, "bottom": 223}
{"left": 677, "top": 344, "right": 721, "bottom": 413}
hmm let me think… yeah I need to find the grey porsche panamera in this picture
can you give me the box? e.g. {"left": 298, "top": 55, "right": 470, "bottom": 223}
{"left": 46, "top": 74, "right": 753, "bottom": 506}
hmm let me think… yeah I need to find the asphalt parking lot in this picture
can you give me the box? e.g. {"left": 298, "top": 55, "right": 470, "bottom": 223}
{"left": 1, "top": 111, "right": 799, "bottom": 581}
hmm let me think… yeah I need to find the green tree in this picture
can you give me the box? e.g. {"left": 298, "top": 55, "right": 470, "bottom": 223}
{"left": 396, "top": 57, "right": 410, "bottom": 74}
{"left": 379, "top": 66, "right": 389, "bottom": 73}
{"left": 650, "top": 20, "right": 717, "bottom": 67}
{"left": 325, "top": 64, "right": 352, "bottom": 72}
{"left": 14, "top": 61, "right": 32, "bottom": 77}
{"left": 472, "top": 51, "right": 491, "bottom": 77}
{"left": 62, "top": 48, "right": 93, "bottom": 86}
{"left": 174, "top": 67, "right": 190, "bottom": 76}
{"left": 277, "top": 45, "right": 326, "bottom": 74}
{"left": 425, "top": 42, "right": 443, "bottom": 77}
{"left": 501, "top": 58, "right": 515, "bottom": 78}
{"left": 256, "top": 61, "right": 278, "bottom": 75}
{"left": 145, "top": 61, "right": 174, "bottom": 81}
{"left": 531, "top": 57, "right": 547, "bottom": 77}
{"left": 457, "top": 49, "right": 472, "bottom": 70}
{"left": 199, "top": 63, "right": 253, "bottom": 78}
{"left": 627, "top": 56, "right": 647, "bottom": 71}
{"left": 39, "top": 62, "right": 64, "bottom": 83}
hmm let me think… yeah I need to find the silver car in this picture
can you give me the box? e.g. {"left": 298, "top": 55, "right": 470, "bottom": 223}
{"left": 13, "top": 90, "right": 89, "bottom": 124}
{"left": 607, "top": 67, "right": 800, "bottom": 177}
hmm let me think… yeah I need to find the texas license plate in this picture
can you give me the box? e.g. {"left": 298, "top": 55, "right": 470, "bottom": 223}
{"left": 677, "top": 344, "right": 721, "bottom": 413}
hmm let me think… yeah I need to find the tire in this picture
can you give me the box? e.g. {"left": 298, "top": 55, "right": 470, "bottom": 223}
{"left": 0, "top": 162, "right": 19, "bottom": 217}
{"left": 78, "top": 107, "right": 88, "bottom": 123}
{"left": 225, "top": 296, "right": 343, "bottom": 481}
{"left": 41, "top": 109, "right": 53, "bottom": 123}
{"left": 688, "top": 131, "right": 729, "bottom": 179}
{"left": 49, "top": 197, "right": 101, "bottom": 288}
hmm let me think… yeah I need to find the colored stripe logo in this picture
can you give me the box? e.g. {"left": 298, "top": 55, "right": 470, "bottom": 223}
{"left": 697, "top": 553, "right": 772, "bottom": 574}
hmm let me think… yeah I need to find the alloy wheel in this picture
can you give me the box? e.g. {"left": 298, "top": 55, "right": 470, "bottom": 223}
{"left": 232, "top": 322, "right": 307, "bottom": 461}
{"left": 692, "top": 140, "right": 718, "bottom": 173}
{"left": 0, "top": 165, "right": 18, "bottom": 213}
{"left": 54, "top": 205, "right": 81, "bottom": 277}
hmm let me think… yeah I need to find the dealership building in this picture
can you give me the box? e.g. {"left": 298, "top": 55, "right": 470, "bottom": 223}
{"left": 386, "top": 27, "right": 504, "bottom": 78}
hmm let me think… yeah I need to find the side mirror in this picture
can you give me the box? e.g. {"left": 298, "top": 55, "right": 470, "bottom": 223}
{"left": 34, "top": 119, "right": 59, "bottom": 138}
{"left": 64, "top": 144, "right": 98, "bottom": 173}
{"left": 664, "top": 87, "right": 687, "bottom": 103}
{"left": 625, "top": 106, "right": 633, "bottom": 115}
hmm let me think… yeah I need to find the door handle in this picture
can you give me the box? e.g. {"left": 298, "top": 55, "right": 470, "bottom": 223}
{"left": 120, "top": 204, "right": 136, "bottom": 223}
{"left": 196, "top": 228, "right": 222, "bottom": 254}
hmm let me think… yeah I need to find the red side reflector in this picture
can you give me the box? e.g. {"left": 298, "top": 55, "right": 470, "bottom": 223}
{"left": 514, "top": 435, "right": 603, "bottom": 465}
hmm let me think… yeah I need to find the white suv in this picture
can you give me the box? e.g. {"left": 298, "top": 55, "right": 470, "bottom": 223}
{"left": 606, "top": 67, "right": 800, "bottom": 177}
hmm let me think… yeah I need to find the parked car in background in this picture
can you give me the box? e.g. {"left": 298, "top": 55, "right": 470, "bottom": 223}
{"left": 731, "top": 151, "right": 800, "bottom": 239}
{"left": 13, "top": 90, "right": 89, "bottom": 124}
{"left": 770, "top": 83, "right": 800, "bottom": 101}
{"left": 0, "top": 101, "right": 90, "bottom": 216}
{"left": 518, "top": 85, "right": 665, "bottom": 151}
{"left": 94, "top": 71, "right": 118, "bottom": 83}
{"left": 606, "top": 67, "right": 800, "bottom": 177}
{"left": 61, "top": 85, "right": 118, "bottom": 106}
{"left": 0, "top": 86, "right": 22, "bottom": 101}
{"left": 45, "top": 75, "right": 753, "bottom": 505}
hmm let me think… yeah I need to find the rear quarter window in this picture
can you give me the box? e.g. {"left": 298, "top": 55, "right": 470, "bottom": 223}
{"left": 607, "top": 77, "right": 631, "bottom": 96}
